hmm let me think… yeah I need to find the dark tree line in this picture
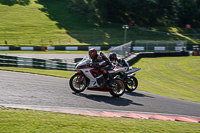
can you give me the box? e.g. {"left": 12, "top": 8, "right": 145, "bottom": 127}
{"left": 0, "top": 0, "right": 30, "bottom": 6}
{"left": 68, "top": 0, "right": 200, "bottom": 27}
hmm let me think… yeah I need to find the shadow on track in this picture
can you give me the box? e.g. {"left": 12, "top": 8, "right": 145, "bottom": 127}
{"left": 72, "top": 92, "right": 143, "bottom": 107}
{"left": 125, "top": 91, "right": 154, "bottom": 98}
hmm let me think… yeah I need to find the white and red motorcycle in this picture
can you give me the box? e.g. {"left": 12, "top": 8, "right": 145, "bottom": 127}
{"left": 69, "top": 57, "right": 126, "bottom": 97}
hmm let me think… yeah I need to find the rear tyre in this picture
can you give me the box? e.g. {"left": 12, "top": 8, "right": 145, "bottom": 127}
{"left": 126, "top": 77, "right": 138, "bottom": 92}
{"left": 69, "top": 73, "right": 87, "bottom": 93}
{"left": 109, "top": 78, "right": 125, "bottom": 97}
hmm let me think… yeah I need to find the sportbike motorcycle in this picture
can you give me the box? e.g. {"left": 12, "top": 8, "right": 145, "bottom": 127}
{"left": 69, "top": 57, "right": 126, "bottom": 97}
{"left": 114, "top": 66, "right": 141, "bottom": 92}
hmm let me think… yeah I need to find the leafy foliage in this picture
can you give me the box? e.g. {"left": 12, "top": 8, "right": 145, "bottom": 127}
{"left": 67, "top": 0, "right": 200, "bottom": 27}
{"left": 0, "top": 0, "right": 30, "bottom": 6}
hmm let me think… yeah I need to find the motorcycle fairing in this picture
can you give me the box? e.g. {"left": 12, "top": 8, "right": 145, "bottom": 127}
{"left": 108, "top": 67, "right": 126, "bottom": 74}
{"left": 81, "top": 68, "right": 102, "bottom": 88}
{"left": 76, "top": 57, "right": 91, "bottom": 69}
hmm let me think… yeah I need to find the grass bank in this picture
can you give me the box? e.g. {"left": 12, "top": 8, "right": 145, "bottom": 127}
{"left": 0, "top": 67, "right": 74, "bottom": 79}
{"left": 0, "top": 107, "right": 199, "bottom": 133}
{"left": 134, "top": 56, "right": 200, "bottom": 103}
{"left": 0, "top": 0, "right": 199, "bottom": 46}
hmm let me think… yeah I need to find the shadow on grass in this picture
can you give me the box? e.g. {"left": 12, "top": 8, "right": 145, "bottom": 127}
{"left": 35, "top": 0, "right": 122, "bottom": 45}
{"left": 0, "top": 0, "right": 30, "bottom": 6}
{"left": 73, "top": 92, "right": 143, "bottom": 106}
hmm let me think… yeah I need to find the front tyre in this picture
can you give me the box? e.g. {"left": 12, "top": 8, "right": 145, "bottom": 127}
{"left": 126, "top": 77, "right": 138, "bottom": 92}
{"left": 109, "top": 78, "right": 125, "bottom": 97}
{"left": 69, "top": 73, "right": 87, "bottom": 93}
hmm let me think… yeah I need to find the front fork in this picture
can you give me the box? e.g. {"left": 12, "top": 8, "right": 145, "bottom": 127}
{"left": 125, "top": 73, "right": 135, "bottom": 83}
{"left": 75, "top": 70, "right": 84, "bottom": 83}
{"left": 78, "top": 73, "right": 84, "bottom": 82}
{"left": 76, "top": 72, "right": 89, "bottom": 86}
{"left": 125, "top": 74, "right": 135, "bottom": 86}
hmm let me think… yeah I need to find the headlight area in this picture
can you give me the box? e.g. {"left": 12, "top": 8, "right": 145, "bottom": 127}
{"left": 76, "top": 69, "right": 81, "bottom": 74}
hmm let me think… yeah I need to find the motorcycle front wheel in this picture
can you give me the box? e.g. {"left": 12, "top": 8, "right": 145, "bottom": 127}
{"left": 126, "top": 77, "right": 138, "bottom": 92}
{"left": 109, "top": 78, "right": 125, "bottom": 97}
{"left": 69, "top": 73, "right": 87, "bottom": 93}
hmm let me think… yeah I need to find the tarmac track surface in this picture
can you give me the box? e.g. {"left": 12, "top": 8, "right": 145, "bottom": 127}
{"left": 0, "top": 70, "right": 200, "bottom": 118}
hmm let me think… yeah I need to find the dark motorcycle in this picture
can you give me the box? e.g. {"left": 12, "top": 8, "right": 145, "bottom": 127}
{"left": 114, "top": 66, "right": 141, "bottom": 92}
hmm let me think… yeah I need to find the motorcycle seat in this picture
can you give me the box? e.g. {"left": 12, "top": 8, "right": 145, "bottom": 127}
{"left": 108, "top": 67, "right": 126, "bottom": 74}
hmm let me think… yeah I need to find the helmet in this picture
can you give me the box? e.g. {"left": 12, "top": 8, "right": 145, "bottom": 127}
{"left": 88, "top": 48, "right": 97, "bottom": 59}
{"left": 109, "top": 53, "right": 117, "bottom": 61}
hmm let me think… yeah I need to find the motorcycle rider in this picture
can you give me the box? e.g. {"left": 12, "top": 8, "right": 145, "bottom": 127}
{"left": 88, "top": 48, "right": 113, "bottom": 86}
{"left": 109, "top": 53, "right": 129, "bottom": 70}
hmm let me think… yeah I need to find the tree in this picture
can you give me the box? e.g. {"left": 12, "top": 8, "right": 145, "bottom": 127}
{"left": 67, "top": 0, "right": 200, "bottom": 27}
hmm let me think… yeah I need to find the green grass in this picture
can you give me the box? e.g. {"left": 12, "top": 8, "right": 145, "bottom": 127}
{"left": 0, "top": 107, "right": 199, "bottom": 133}
{"left": 0, "top": 0, "right": 83, "bottom": 46}
{"left": 134, "top": 56, "right": 200, "bottom": 103}
{"left": 0, "top": 56, "right": 199, "bottom": 103}
{"left": 0, "top": 0, "right": 199, "bottom": 46}
{"left": 0, "top": 67, "right": 74, "bottom": 79}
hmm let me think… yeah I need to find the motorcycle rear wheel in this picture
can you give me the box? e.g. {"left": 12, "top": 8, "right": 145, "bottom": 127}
{"left": 109, "top": 78, "right": 125, "bottom": 97}
{"left": 69, "top": 73, "right": 87, "bottom": 93}
{"left": 126, "top": 77, "right": 138, "bottom": 92}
